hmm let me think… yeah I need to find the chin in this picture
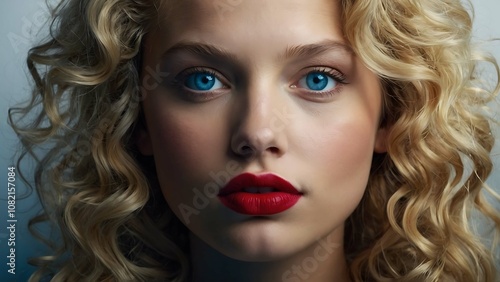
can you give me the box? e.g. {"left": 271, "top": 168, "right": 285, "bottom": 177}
{"left": 216, "top": 244, "right": 297, "bottom": 262}
{"left": 207, "top": 224, "right": 306, "bottom": 262}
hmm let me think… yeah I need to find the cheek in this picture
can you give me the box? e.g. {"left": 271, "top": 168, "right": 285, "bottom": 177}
{"left": 293, "top": 112, "right": 378, "bottom": 213}
{"left": 328, "top": 121, "right": 375, "bottom": 167}
{"left": 329, "top": 121, "right": 375, "bottom": 194}
{"left": 311, "top": 85, "right": 381, "bottom": 186}
{"left": 300, "top": 117, "right": 376, "bottom": 178}
{"left": 146, "top": 106, "right": 224, "bottom": 173}
{"left": 143, "top": 104, "right": 229, "bottom": 208}
{"left": 152, "top": 117, "right": 207, "bottom": 171}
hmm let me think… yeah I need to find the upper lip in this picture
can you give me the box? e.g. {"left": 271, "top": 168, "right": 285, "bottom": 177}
{"left": 218, "top": 172, "right": 301, "bottom": 196}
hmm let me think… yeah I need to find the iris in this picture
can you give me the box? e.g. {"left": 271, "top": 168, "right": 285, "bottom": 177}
{"left": 185, "top": 72, "right": 218, "bottom": 91}
{"left": 301, "top": 72, "right": 336, "bottom": 91}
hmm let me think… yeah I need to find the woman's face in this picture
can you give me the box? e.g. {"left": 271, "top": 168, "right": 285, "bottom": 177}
{"left": 138, "top": 0, "right": 387, "bottom": 261}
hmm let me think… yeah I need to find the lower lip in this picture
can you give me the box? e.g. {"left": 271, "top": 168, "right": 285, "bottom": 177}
{"left": 219, "top": 192, "right": 301, "bottom": 215}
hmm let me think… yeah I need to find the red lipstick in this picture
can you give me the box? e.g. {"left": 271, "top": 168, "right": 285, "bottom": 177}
{"left": 218, "top": 173, "right": 302, "bottom": 215}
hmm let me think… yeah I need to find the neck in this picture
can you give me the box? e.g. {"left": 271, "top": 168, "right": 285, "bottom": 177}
{"left": 189, "top": 230, "right": 351, "bottom": 282}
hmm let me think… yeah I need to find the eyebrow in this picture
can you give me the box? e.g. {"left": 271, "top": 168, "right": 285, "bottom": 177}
{"left": 162, "top": 42, "right": 240, "bottom": 62}
{"left": 161, "top": 40, "right": 353, "bottom": 62}
{"left": 281, "top": 40, "right": 353, "bottom": 60}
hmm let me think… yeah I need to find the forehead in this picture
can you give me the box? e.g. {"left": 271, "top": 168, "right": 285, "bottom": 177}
{"left": 153, "top": 0, "right": 341, "bottom": 41}
{"left": 149, "top": 0, "right": 345, "bottom": 58}
{"left": 158, "top": 0, "right": 341, "bottom": 19}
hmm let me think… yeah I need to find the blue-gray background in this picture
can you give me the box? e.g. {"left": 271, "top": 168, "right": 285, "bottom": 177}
{"left": 1, "top": 1, "right": 499, "bottom": 281}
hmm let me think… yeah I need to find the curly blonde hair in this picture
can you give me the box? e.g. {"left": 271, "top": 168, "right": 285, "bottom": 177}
{"left": 8, "top": 0, "right": 500, "bottom": 281}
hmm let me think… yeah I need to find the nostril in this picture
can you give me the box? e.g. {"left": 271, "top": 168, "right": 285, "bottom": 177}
{"left": 268, "top": 147, "right": 280, "bottom": 155}
{"left": 240, "top": 145, "right": 254, "bottom": 155}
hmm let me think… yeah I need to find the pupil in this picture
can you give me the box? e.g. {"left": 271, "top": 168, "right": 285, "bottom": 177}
{"left": 201, "top": 76, "right": 210, "bottom": 84}
{"left": 305, "top": 72, "right": 330, "bottom": 91}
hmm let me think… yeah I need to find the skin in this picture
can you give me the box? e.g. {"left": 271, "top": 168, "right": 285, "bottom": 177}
{"left": 137, "top": 0, "right": 388, "bottom": 281}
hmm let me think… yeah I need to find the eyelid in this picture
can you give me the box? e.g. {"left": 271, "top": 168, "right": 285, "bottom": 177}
{"left": 290, "top": 66, "right": 347, "bottom": 100}
{"left": 169, "top": 67, "right": 231, "bottom": 102}
{"left": 298, "top": 66, "right": 346, "bottom": 83}
{"left": 173, "top": 67, "right": 230, "bottom": 88}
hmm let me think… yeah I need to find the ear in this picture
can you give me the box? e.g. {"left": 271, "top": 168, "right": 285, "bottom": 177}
{"left": 135, "top": 126, "right": 154, "bottom": 156}
{"left": 374, "top": 126, "right": 390, "bottom": 153}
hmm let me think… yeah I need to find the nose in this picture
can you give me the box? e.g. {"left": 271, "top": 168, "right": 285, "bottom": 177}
{"left": 230, "top": 88, "right": 289, "bottom": 159}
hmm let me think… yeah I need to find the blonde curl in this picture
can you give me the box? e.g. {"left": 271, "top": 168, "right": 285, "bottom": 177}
{"left": 342, "top": 0, "right": 500, "bottom": 281}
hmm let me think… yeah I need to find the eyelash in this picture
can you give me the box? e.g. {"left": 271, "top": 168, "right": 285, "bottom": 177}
{"left": 292, "top": 67, "right": 347, "bottom": 99}
{"left": 171, "top": 67, "right": 229, "bottom": 101}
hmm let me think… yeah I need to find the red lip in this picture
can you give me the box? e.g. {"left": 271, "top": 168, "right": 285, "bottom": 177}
{"left": 218, "top": 173, "right": 302, "bottom": 215}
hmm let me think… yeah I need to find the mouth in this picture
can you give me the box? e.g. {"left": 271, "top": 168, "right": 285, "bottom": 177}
{"left": 218, "top": 173, "right": 302, "bottom": 215}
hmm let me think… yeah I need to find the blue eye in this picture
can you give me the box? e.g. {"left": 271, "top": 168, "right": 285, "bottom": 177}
{"left": 185, "top": 72, "right": 224, "bottom": 91}
{"left": 298, "top": 72, "right": 337, "bottom": 91}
